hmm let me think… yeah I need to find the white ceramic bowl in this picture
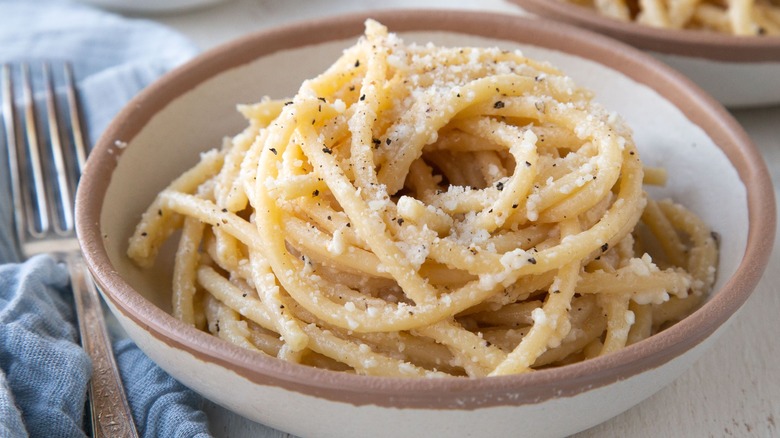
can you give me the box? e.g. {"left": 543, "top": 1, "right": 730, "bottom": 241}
{"left": 75, "top": 10, "right": 775, "bottom": 438}
{"left": 511, "top": 0, "right": 780, "bottom": 108}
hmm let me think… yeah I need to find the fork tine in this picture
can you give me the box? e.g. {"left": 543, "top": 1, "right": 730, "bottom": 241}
{"left": 2, "top": 64, "right": 26, "bottom": 251}
{"left": 63, "top": 63, "right": 88, "bottom": 176}
{"left": 20, "top": 63, "right": 50, "bottom": 237}
{"left": 42, "top": 62, "right": 75, "bottom": 235}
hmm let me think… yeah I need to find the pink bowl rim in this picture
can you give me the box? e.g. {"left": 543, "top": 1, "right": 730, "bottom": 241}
{"left": 511, "top": 0, "right": 780, "bottom": 62}
{"left": 75, "top": 9, "right": 775, "bottom": 409}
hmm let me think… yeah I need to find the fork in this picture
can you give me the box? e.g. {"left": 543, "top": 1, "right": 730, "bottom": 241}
{"left": 1, "top": 62, "right": 139, "bottom": 438}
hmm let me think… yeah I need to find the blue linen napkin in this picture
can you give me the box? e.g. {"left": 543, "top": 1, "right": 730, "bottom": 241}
{"left": 0, "top": 1, "right": 213, "bottom": 436}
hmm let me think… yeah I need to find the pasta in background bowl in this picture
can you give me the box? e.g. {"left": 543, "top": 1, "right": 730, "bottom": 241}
{"left": 75, "top": 10, "right": 774, "bottom": 438}
{"left": 565, "top": 0, "right": 780, "bottom": 36}
{"left": 511, "top": 0, "right": 780, "bottom": 107}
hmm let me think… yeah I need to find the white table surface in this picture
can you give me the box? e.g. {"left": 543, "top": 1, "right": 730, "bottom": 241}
{"left": 117, "top": 1, "right": 779, "bottom": 436}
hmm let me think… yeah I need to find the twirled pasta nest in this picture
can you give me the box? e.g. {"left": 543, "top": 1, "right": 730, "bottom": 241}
{"left": 128, "top": 20, "right": 718, "bottom": 377}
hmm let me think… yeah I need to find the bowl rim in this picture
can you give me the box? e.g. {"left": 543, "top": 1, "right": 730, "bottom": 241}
{"left": 76, "top": 9, "right": 776, "bottom": 409}
{"left": 511, "top": 0, "right": 780, "bottom": 62}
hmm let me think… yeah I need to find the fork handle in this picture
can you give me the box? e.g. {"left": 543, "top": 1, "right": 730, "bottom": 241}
{"left": 66, "top": 252, "right": 140, "bottom": 438}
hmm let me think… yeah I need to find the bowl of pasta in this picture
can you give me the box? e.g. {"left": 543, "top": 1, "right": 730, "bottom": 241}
{"left": 75, "top": 10, "right": 774, "bottom": 438}
{"left": 511, "top": 0, "right": 780, "bottom": 107}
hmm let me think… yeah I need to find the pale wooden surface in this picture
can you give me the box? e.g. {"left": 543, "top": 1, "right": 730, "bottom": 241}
{"left": 134, "top": 1, "right": 779, "bottom": 436}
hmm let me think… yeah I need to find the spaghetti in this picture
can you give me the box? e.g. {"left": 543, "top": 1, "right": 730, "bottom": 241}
{"left": 128, "top": 20, "right": 718, "bottom": 377}
{"left": 566, "top": 0, "right": 780, "bottom": 35}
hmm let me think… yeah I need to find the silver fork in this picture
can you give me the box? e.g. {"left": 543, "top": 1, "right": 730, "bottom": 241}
{"left": 2, "top": 62, "right": 139, "bottom": 438}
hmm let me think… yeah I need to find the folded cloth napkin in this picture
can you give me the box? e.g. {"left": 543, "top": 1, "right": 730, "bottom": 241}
{"left": 0, "top": 1, "right": 213, "bottom": 436}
